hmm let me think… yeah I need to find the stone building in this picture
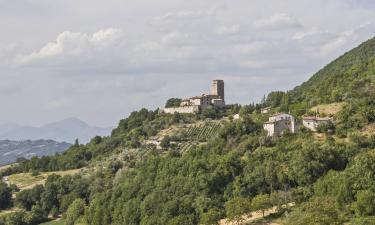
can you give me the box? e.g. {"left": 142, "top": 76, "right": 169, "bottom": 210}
{"left": 302, "top": 116, "right": 331, "bottom": 132}
{"left": 263, "top": 113, "right": 297, "bottom": 137}
{"left": 261, "top": 107, "right": 271, "bottom": 114}
{"left": 211, "top": 80, "right": 224, "bottom": 100}
{"left": 161, "top": 80, "right": 226, "bottom": 114}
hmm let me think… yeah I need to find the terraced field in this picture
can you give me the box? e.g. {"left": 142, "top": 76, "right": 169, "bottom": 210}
{"left": 185, "top": 122, "right": 222, "bottom": 141}
{"left": 178, "top": 142, "right": 197, "bottom": 153}
{"left": 311, "top": 102, "right": 345, "bottom": 116}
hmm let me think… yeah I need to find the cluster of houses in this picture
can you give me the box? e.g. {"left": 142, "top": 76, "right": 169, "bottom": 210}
{"left": 160, "top": 79, "right": 331, "bottom": 137}
{"left": 262, "top": 111, "right": 331, "bottom": 137}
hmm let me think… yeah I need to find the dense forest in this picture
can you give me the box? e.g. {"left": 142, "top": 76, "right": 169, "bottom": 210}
{"left": 267, "top": 36, "right": 375, "bottom": 117}
{"left": 1, "top": 37, "right": 375, "bottom": 225}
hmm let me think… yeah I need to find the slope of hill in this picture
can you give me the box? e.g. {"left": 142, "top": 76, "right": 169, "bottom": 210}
{"left": 0, "top": 118, "right": 113, "bottom": 143}
{"left": 290, "top": 36, "right": 375, "bottom": 105}
{"left": 0, "top": 139, "right": 71, "bottom": 166}
{"left": 3, "top": 38, "right": 375, "bottom": 225}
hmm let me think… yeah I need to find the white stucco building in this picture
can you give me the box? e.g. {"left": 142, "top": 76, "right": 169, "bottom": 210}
{"left": 261, "top": 107, "right": 271, "bottom": 114}
{"left": 302, "top": 116, "right": 331, "bottom": 131}
{"left": 263, "top": 113, "right": 297, "bottom": 137}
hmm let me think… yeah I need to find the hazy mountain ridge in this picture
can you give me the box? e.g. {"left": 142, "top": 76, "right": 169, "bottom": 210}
{"left": 0, "top": 117, "right": 113, "bottom": 144}
{"left": 0, "top": 139, "right": 71, "bottom": 166}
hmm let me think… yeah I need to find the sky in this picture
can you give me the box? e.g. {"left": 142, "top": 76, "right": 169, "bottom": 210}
{"left": 0, "top": 0, "right": 375, "bottom": 127}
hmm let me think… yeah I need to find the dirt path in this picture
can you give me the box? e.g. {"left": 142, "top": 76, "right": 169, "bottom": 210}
{"left": 220, "top": 202, "right": 295, "bottom": 225}
{"left": 219, "top": 207, "right": 280, "bottom": 225}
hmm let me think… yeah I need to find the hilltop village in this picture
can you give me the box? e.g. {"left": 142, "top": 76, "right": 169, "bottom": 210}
{"left": 161, "top": 80, "right": 226, "bottom": 114}
{"left": 162, "top": 79, "right": 332, "bottom": 138}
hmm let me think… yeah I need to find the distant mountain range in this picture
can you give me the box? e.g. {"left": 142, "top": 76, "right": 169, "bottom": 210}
{"left": 0, "top": 139, "right": 71, "bottom": 166}
{"left": 0, "top": 117, "right": 113, "bottom": 144}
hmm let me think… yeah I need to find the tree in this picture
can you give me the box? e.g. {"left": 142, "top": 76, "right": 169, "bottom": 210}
{"left": 286, "top": 197, "right": 345, "bottom": 225}
{"left": 200, "top": 208, "right": 222, "bottom": 225}
{"left": 239, "top": 105, "right": 255, "bottom": 117}
{"left": 316, "top": 121, "right": 335, "bottom": 134}
{"left": 350, "top": 217, "right": 375, "bottom": 225}
{"left": 160, "top": 136, "right": 171, "bottom": 149}
{"left": 225, "top": 197, "right": 252, "bottom": 224}
{"left": 201, "top": 107, "right": 218, "bottom": 119}
{"left": 65, "top": 198, "right": 86, "bottom": 225}
{"left": 353, "top": 190, "right": 375, "bottom": 216}
{"left": 30, "top": 204, "right": 47, "bottom": 224}
{"left": 3, "top": 211, "right": 28, "bottom": 225}
{"left": 60, "top": 193, "right": 79, "bottom": 213}
{"left": 40, "top": 182, "right": 59, "bottom": 213}
{"left": 74, "top": 139, "right": 80, "bottom": 147}
{"left": 0, "top": 181, "right": 12, "bottom": 209}
{"left": 251, "top": 194, "right": 272, "bottom": 217}
{"left": 108, "top": 160, "right": 123, "bottom": 174}
{"left": 85, "top": 197, "right": 109, "bottom": 225}
{"left": 165, "top": 98, "right": 182, "bottom": 108}
{"left": 266, "top": 91, "right": 286, "bottom": 108}
{"left": 50, "top": 207, "right": 59, "bottom": 218}
{"left": 167, "top": 215, "right": 194, "bottom": 225}
{"left": 16, "top": 185, "right": 44, "bottom": 211}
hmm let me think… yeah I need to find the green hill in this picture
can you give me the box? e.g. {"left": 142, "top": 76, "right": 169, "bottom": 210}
{"left": 266, "top": 37, "right": 375, "bottom": 136}
{"left": 291, "top": 36, "right": 375, "bottom": 105}
{"left": 2, "top": 38, "right": 375, "bottom": 225}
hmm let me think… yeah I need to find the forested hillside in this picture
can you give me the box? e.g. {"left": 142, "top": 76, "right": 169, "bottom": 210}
{"left": 291, "top": 36, "right": 375, "bottom": 105}
{"left": 2, "top": 38, "right": 375, "bottom": 225}
{"left": 266, "top": 37, "right": 375, "bottom": 118}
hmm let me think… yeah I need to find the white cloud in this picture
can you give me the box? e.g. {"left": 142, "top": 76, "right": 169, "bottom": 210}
{"left": 16, "top": 28, "right": 122, "bottom": 66}
{"left": 232, "top": 41, "right": 269, "bottom": 55}
{"left": 293, "top": 28, "right": 324, "bottom": 40}
{"left": 319, "top": 31, "right": 355, "bottom": 56}
{"left": 44, "top": 98, "right": 72, "bottom": 110}
{"left": 151, "top": 7, "right": 217, "bottom": 25}
{"left": 318, "top": 23, "right": 375, "bottom": 56}
{"left": 160, "top": 32, "right": 194, "bottom": 46}
{"left": 1, "top": 0, "right": 375, "bottom": 126}
{"left": 215, "top": 25, "right": 240, "bottom": 35}
{"left": 238, "top": 60, "right": 268, "bottom": 69}
{"left": 253, "top": 13, "right": 302, "bottom": 30}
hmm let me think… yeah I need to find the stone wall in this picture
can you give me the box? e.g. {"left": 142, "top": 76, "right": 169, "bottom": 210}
{"left": 162, "top": 106, "right": 200, "bottom": 114}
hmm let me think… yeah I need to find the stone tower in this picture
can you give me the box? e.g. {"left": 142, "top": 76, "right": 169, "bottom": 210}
{"left": 211, "top": 80, "right": 224, "bottom": 100}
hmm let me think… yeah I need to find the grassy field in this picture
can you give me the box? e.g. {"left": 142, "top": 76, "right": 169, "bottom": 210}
{"left": 7, "top": 169, "right": 81, "bottom": 190}
{"left": 311, "top": 102, "right": 345, "bottom": 116}
{"left": 39, "top": 219, "right": 65, "bottom": 225}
